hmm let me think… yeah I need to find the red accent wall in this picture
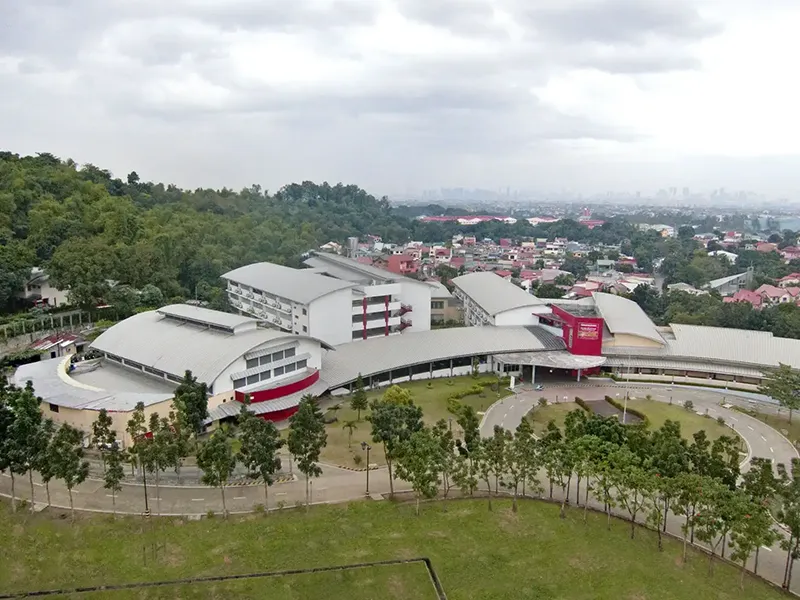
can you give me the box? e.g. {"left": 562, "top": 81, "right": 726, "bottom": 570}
{"left": 550, "top": 305, "right": 604, "bottom": 356}
{"left": 234, "top": 369, "right": 320, "bottom": 403}
{"left": 259, "top": 406, "right": 298, "bottom": 422}
{"left": 362, "top": 297, "right": 367, "bottom": 340}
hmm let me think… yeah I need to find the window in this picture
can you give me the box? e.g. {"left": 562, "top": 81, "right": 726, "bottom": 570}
{"left": 297, "top": 359, "right": 308, "bottom": 369}
{"left": 271, "top": 351, "right": 284, "bottom": 362}
{"left": 259, "top": 370, "right": 271, "bottom": 381}
{"left": 285, "top": 347, "right": 296, "bottom": 358}
{"left": 302, "top": 325, "right": 307, "bottom": 332}
{"left": 431, "top": 301, "right": 445, "bottom": 309}
{"left": 274, "top": 366, "right": 285, "bottom": 376}
{"left": 233, "top": 378, "right": 246, "bottom": 389}
{"left": 246, "top": 358, "right": 259, "bottom": 369}
{"left": 49, "top": 403, "right": 59, "bottom": 413}
{"left": 259, "top": 355, "right": 271, "bottom": 366}
{"left": 246, "top": 374, "right": 260, "bottom": 385}
{"left": 285, "top": 362, "right": 296, "bottom": 373}
{"left": 302, "top": 308, "right": 307, "bottom": 315}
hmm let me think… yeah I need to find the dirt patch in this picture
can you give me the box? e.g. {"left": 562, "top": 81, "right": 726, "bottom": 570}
{"left": 497, "top": 507, "right": 521, "bottom": 533}
{"left": 164, "top": 543, "right": 186, "bottom": 567}
{"left": 395, "top": 548, "right": 418, "bottom": 560}
{"left": 388, "top": 574, "right": 407, "bottom": 598}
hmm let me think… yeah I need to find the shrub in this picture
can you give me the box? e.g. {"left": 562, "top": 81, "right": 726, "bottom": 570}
{"left": 604, "top": 396, "right": 649, "bottom": 426}
{"left": 253, "top": 503, "right": 266, "bottom": 514}
{"left": 353, "top": 454, "right": 363, "bottom": 466}
{"left": 716, "top": 416, "right": 726, "bottom": 426}
{"left": 447, "top": 397, "right": 464, "bottom": 415}
{"left": 575, "top": 397, "right": 590, "bottom": 411}
{"left": 206, "top": 510, "right": 216, "bottom": 519}
{"left": 684, "top": 400, "right": 694, "bottom": 412}
{"left": 538, "top": 397, "right": 548, "bottom": 407}
{"left": 446, "top": 379, "right": 455, "bottom": 386}
{"left": 426, "top": 381, "right": 433, "bottom": 389}
{"left": 277, "top": 500, "right": 286, "bottom": 511}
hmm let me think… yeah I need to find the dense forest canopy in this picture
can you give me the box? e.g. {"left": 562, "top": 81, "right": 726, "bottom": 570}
{"left": 0, "top": 151, "right": 658, "bottom": 314}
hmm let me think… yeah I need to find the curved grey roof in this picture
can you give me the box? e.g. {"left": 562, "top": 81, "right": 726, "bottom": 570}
{"left": 91, "top": 309, "right": 327, "bottom": 385}
{"left": 452, "top": 272, "right": 545, "bottom": 316}
{"left": 322, "top": 325, "right": 564, "bottom": 387}
{"left": 222, "top": 262, "right": 356, "bottom": 304}
{"left": 14, "top": 358, "right": 174, "bottom": 412}
{"left": 592, "top": 292, "right": 665, "bottom": 345}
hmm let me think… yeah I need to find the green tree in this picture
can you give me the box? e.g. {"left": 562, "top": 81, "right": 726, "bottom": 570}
{"left": 173, "top": 370, "right": 209, "bottom": 444}
{"left": 368, "top": 396, "right": 423, "bottom": 497}
{"left": 741, "top": 457, "right": 779, "bottom": 574}
{"left": 103, "top": 442, "right": 125, "bottom": 518}
{"left": 730, "top": 501, "right": 779, "bottom": 589}
{"left": 395, "top": 427, "right": 441, "bottom": 515}
{"left": 535, "top": 283, "right": 565, "bottom": 299}
{"left": 125, "top": 402, "right": 151, "bottom": 511}
{"left": 341, "top": 419, "right": 358, "bottom": 448}
{"left": 51, "top": 423, "right": 90, "bottom": 521}
{"left": 430, "top": 419, "right": 457, "bottom": 501}
{"left": 609, "top": 447, "right": 650, "bottom": 538}
{"left": 91, "top": 408, "right": 115, "bottom": 473}
{"left": 759, "top": 363, "right": 800, "bottom": 423}
{"left": 4, "top": 383, "right": 45, "bottom": 511}
{"left": 287, "top": 396, "right": 328, "bottom": 509}
{"left": 197, "top": 427, "right": 237, "bottom": 518}
{"left": 777, "top": 459, "right": 800, "bottom": 589}
{"left": 139, "top": 283, "right": 165, "bottom": 308}
{"left": 350, "top": 374, "right": 368, "bottom": 420}
{"left": 455, "top": 404, "right": 481, "bottom": 453}
{"left": 239, "top": 401, "right": 284, "bottom": 512}
{"left": 37, "top": 419, "right": 58, "bottom": 507}
{"left": 672, "top": 472, "right": 708, "bottom": 563}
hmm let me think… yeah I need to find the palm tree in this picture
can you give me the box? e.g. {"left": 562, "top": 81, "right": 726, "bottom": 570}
{"left": 330, "top": 403, "right": 341, "bottom": 419}
{"left": 342, "top": 420, "right": 358, "bottom": 448}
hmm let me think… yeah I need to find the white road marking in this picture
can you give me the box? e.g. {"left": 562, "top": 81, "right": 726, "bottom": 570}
{"left": 762, "top": 546, "right": 773, "bottom": 551}
{"left": 771, "top": 447, "right": 775, "bottom": 453}
{"left": 748, "top": 425, "right": 755, "bottom": 431}
{"left": 233, "top": 496, "right": 246, "bottom": 500}
{"left": 276, "top": 492, "right": 287, "bottom": 496}
{"left": 729, "top": 416, "right": 738, "bottom": 422}
{"left": 191, "top": 498, "right": 204, "bottom": 502}
{"left": 761, "top": 435, "right": 768, "bottom": 442}
{"left": 503, "top": 412, "right": 508, "bottom": 419}
{"left": 105, "top": 494, "right": 115, "bottom": 498}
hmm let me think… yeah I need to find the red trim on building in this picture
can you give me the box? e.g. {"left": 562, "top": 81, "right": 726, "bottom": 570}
{"left": 259, "top": 406, "right": 298, "bottom": 422}
{"left": 362, "top": 297, "right": 367, "bottom": 340}
{"left": 385, "top": 295, "right": 389, "bottom": 336}
{"left": 234, "top": 370, "right": 320, "bottom": 403}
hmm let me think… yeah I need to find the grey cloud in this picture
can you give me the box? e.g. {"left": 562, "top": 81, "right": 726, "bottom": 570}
{"left": 525, "top": 0, "right": 722, "bottom": 44}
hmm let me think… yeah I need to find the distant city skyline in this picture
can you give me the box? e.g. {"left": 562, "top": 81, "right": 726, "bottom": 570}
{"left": 2, "top": 1, "right": 800, "bottom": 197}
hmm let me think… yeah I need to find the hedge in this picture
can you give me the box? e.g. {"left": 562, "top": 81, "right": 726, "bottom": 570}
{"left": 604, "top": 395, "right": 649, "bottom": 426}
{"left": 607, "top": 374, "right": 755, "bottom": 393}
{"left": 574, "top": 397, "right": 590, "bottom": 412}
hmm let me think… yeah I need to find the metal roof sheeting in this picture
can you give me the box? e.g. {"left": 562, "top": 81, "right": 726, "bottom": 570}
{"left": 222, "top": 262, "right": 356, "bottom": 304}
{"left": 91, "top": 310, "right": 314, "bottom": 385}
{"left": 205, "top": 379, "right": 330, "bottom": 423}
{"left": 157, "top": 304, "right": 259, "bottom": 330}
{"left": 452, "top": 272, "right": 546, "bottom": 316}
{"left": 14, "top": 358, "right": 174, "bottom": 412}
{"left": 321, "top": 325, "right": 564, "bottom": 387}
{"left": 592, "top": 292, "right": 665, "bottom": 345}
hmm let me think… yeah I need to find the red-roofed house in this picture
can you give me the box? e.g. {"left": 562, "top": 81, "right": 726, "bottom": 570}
{"left": 779, "top": 273, "right": 800, "bottom": 287}
{"left": 724, "top": 289, "right": 763, "bottom": 309}
{"left": 494, "top": 270, "right": 513, "bottom": 279}
{"left": 756, "top": 242, "right": 778, "bottom": 253}
{"left": 754, "top": 284, "right": 800, "bottom": 305}
{"left": 386, "top": 254, "right": 419, "bottom": 276}
{"left": 31, "top": 333, "right": 86, "bottom": 359}
{"left": 781, "top": 247, "right": 800, "bottom": 261}
{"left": 499, "top": 238, "right": 512, "bottom": 247}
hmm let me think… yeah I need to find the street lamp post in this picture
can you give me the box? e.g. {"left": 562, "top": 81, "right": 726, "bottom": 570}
{"left": 361, "top": 442, "right": 372, "bottom": 495}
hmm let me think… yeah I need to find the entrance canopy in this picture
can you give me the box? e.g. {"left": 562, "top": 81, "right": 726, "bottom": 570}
{"left": 494, "top": 351, "right": 606, "bottom": 370}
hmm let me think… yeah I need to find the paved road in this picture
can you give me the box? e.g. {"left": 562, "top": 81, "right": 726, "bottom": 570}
{"left": 481, "top": 383, "right": 800, "bottom": 592}
{"left": 3, "top": 382, "right": 800, "bottom": 592}
{"left": 481, "top": 384, "right": 799, "bottom": 471}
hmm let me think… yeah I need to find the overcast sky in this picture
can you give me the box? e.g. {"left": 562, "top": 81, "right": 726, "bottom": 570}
{"left": 2, "top": 0, "right": 799, "bottom": 197}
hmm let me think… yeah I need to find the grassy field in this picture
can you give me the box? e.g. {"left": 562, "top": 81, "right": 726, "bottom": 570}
{"left": 64, "top": 563, "right": 438, "bottom": 599}
{"left": 529, "top": 397, "right": 737, "bottom": 442}
{"left": 317, "top": 377, "right": 511, "bottom": 468}
{"left": 0, "top": 498, "right": 784, "bottom": 600}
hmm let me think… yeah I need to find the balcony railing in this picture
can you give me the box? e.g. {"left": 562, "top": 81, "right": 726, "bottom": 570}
{"left": 399, "top": 303, "right": 412, "bottom": 315}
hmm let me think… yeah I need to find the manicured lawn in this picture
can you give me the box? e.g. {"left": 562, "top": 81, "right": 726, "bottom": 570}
{"left": 529, "top": 398, "right": 739, "bottom": 443}
{"left": 0, "top": 499, "right": 784, "bottom": 599}
{"left": 318, "top": 377, "right": 511, "bottom": 468}
{"left": 74, "top": 563, "right": 437, "bottom": 599}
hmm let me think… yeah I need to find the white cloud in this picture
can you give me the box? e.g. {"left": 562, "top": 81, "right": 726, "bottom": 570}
{"left": 0, "top": 0, "right": 799, "bottom": 195}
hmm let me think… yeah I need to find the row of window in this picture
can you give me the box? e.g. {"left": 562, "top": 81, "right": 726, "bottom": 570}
{"left": 245, "top": 347, "right": 296, "bottom": 370}
{"left": 232, "top": 359, "right": 308, "bottom": 389}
